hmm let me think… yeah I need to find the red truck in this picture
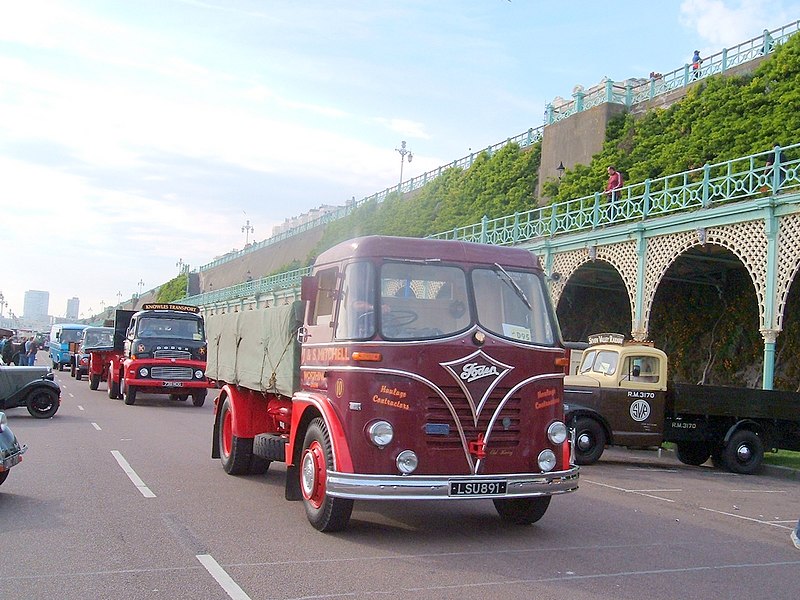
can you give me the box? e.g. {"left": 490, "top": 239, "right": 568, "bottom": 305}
{"left": 208, "top": 235, "right": 579, "bottom": 531}
{"left": 107, "top": 304, "right": 211, "bottom": 406}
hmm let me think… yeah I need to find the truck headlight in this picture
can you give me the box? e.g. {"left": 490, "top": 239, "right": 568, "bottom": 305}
{"left": 538, "top": 449, "right": 557, "bottom": 472}
{"left": 138, "top": 367, "right": 149, "bottom": 377}
{"left": 547, "top": 421, "right": 568, "bottom": 445}
{"left": 194, "top": 369, "right": 204, "bottom": 379}
{"left": 396, "top": 450, "right": 418, "bottom": 474}
{"left": 367, "top": 420, "right": 394, "bottom": 447}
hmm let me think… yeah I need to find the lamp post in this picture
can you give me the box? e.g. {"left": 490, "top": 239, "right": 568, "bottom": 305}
{"left": 137, "top": 279, "right": 144, "bottom": 298}
{"left": 0, "top": 291, "right": 5, "bottom": 317}
{"left": 395, "top": 140, "right": 413, "bottom": 188}
{"left": 176, "top": 258, "right": 185, "bottom": 274}
{"left": 557, "top": 161, "right": 565, "bottom": 180}
{"left": 242, "top": 219, "right": 254, "bottom": 246}
{"left": 116, "top": 291, "right": 122, "bottom": 307}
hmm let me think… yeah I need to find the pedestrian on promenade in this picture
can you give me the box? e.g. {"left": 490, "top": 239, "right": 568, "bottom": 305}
{"left": 605, "top": 166, "right": 623, "bottom": 202}
{"left": 691, "top": 50, "right": 702, "bottom": 79}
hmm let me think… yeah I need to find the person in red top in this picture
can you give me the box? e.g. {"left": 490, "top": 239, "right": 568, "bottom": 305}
{"left": 605, "top": 166, "right": 623, "bottom": 202}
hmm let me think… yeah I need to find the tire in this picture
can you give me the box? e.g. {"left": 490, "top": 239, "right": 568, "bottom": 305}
{"left": 76, "top": 370, "right": 82, "bottom": 382}
{"left": 494, "top": 496, "right": 551, "bottom": 525}
{"left": 191, "top": 389, "right": 207, "bottom": 407}
{"left": 676, "top": 442, "right": 711, "bottom": 466}
{"left": 26, "top": 387, "right": 59, "bottom": 418}
{"left": 218, "top": 397, "right": 270, "bottom": 475}
{"left": 300, "top": 418, "right": 353, "bottom": 532}
{"left": 0, "top": 470, "right": 8, "bottom": 486}
{"left": 58, "top": 362, "right": 64, "bottom": 371}
{"left": 123, "top": 385, "right": 137, "bottom": 405}
{"left": 722, "top": 430, "right": 764, "bottom": 474}
{"left": 108, "top": 378, "right": 120, "bottom": 399}
{"left": 70, "top": 362, "right": 76, "bottom": 378}
{"left": 573, "top": 417, "right": 606, "bottom": 465}
{"left": 52, "top": 360, "right": 58, "bottom": 369}
{"left": 90, "top": 374, "right": 100, "bottom": 390}
{"left": 710, "top": 445, "right": 726, "bottom": 469}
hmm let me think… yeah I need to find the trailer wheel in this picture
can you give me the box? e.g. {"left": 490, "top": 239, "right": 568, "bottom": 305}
{"left": 108, "top": 378, "right": 120, "bottom": 399}
{"left": 300, "top": 418, "right": 353, "bottom": 532}
{"left": 573, "top": 417, "right": 606, "bottom": 465}
{"left": 218, "top": 397, "right": 270, "bottom": 475}
{"left": 123, "top": 385, "right": 137, "bottom": 405}
{"left": 191, "top": 389, "right": 207, "bottom": 407}
{"left": 26, "top": 387, "right": 59, "bottom": 418}
{"left": 493, "top": 496, "right": 551, "bottom": 525}
{"left": 676, "top": 442, "right": 711, "bottom": 466}
{"left": 722, "top": 430, "right": 763, "bottom": 474}
{"left": 90, "top": 374, "right": 101, "bottom": 390}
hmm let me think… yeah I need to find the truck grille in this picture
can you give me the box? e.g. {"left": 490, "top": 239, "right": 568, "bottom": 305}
{"left": 425, "top": 386, "right": 521, "bottom": 450}
{"left": 154, "top": 349, "right": 192, "bottom": 359}
{"left": 150, "top": 366, "right": 194, "bottom": 380}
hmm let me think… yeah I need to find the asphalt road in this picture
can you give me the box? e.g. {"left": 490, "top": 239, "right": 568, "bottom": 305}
{"left": 1, "top": 360, "right": 799, "bottom": 599}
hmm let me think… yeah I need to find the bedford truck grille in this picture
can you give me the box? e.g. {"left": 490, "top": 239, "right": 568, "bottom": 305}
{"left": 426, "top": 386, "right": 521, "bottom": 449}
{"left": 154, "top": 350, "right": 192, "bottom": 359}
{"left": 150, "top": 366, "right": 193, "bottom": 380}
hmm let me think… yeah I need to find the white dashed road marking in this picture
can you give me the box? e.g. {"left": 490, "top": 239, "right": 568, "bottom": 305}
{"left": 110, "top": 450, "right": 156, "bottom": 498}
{"left": 196, "top": 554, "right": 252, "bottom": 600}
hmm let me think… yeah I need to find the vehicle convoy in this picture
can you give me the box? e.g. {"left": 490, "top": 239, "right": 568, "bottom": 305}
{"left": 207, "top": 235, "right": 578, "bottom": 532}
{"left": 563, "top": 334, "right": 800, "bottom": 474}
{"left": 0, "top": 363, "right": 61, "bottom": 418}
{"left": 0, "top": 411, "right": 27, "bottom": 486}
{"left": 70, "top": 326, "right": 114, "bottom": 381}
{"left": 107, "top": 304, "right": 211, "bottom": 406}
{"left": 49, "top": 323, "right": 88, "bottom": 371}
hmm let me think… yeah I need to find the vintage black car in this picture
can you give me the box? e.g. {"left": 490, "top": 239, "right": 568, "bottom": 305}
{"left": 0, "top": 411, "right": 27, "bottom": 485}
{"left": 0, "top": 364, "right": 61, "bottom": 418}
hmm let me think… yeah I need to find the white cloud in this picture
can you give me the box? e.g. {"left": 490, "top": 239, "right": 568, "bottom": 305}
{"left": 679, "top": 0, "right": 795, "bottom": 46}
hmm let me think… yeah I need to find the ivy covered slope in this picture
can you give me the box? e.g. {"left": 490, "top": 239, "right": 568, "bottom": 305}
{"left": 156, "top": 273, "right": 188, "bottom": 303}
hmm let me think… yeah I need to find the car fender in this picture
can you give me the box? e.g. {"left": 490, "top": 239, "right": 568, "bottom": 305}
{"left": 9, "top": 379, "right": 61, "bottom": 408}
{"left": 563, "top": 401, "right": 614, "bottom": 444}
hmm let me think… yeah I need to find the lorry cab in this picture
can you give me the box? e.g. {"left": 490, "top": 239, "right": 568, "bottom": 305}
{"left": 49, "top": 323, "right": 88, "bottom": 371}
{"left": 564, "top": 334, "right": 668, "bottom": 463}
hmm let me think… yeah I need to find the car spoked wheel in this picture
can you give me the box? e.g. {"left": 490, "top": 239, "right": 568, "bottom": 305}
{"left": 26, "top": 388, "right": 59, "bottom": 418}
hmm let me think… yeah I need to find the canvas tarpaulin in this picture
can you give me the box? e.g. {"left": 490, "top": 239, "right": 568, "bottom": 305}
{"left": 206, "top": 301, "right": 302, "bottom": 397}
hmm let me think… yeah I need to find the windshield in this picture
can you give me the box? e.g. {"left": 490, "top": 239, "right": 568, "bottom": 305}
{"left": 472, "top": 267, "right": 555, "bottom": 345}
{"left": 60, "top": 329, "right": 85, "bottom": 344}
{"left": 579, "top": 349, "right": 620, "bottom": 376}
{"left": 83, "top": 329, "right": 114, "bottom": 349}
{"left": 136, "top": 317, "right": 204, "bottom": 340}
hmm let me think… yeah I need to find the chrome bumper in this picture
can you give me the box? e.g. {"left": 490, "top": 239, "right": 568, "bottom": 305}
{"left": 1, "top": 444, "right": 27, "bottom": 471}
{"left": 326, "top": 466, "right": 579, "bottom": 500}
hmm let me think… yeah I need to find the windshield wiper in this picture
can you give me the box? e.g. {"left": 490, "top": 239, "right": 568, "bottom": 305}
{"left": 493, "top": 263, "right": 531, "bottom": 310}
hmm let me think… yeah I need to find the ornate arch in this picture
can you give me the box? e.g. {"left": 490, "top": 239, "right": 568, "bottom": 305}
{"left": 776, "top": 212, "right": 800, "bottom": 331}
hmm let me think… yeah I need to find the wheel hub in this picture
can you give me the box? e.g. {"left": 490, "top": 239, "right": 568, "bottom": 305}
{"left": 735, "top": 444, "right": 752, "bottom": 462}
{"left": 301, "top": 441, "right": 326, "bottom": 508}
{"left": 577, "top": 433, "right": 592, "bottom": 450}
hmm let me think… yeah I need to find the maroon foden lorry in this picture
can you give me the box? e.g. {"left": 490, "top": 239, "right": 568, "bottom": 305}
{"left": 207, "top": 235, "right": 579, "bottom": 531}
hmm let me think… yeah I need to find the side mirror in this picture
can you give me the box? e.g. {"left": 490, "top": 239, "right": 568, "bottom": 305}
{"left": 632, "top": 365, "right": 641, "bottom": 377}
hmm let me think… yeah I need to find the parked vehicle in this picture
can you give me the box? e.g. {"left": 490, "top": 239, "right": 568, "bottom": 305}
{"left": 208, "top": 235, "right": 578, "bottom": 531}
{"left": 0, "top": 411, "right": 27, "bottom": 486}
{"left": 49, "top": 323, "right": 87, "bottom": 371}
{"left": 71, "top": 326, "right": 113, "bottom": 381}
{"left": 0, "top": 364, "right": 61, "bottom": 418}
{"left": 563, "top": 334, "right": 800, "bottom": 474}
{"left": 107, "top": 304, "right": 211, "bottom": 406}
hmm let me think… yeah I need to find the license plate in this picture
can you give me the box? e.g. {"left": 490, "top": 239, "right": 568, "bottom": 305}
{"left": 449, "top": 480, "right": 507, "bottom": 496}
{"left": 162, "top": 381, "right": 184, "bottom": 387}
{"left": 2, "top": 453, "right": 23, "bottom": 470}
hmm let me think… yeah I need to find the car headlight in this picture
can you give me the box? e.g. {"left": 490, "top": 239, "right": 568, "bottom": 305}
{"left": 367, "top": 420, "right": 394, "bottom": 447}
{"left": 138, "top": 367, "right": 149, "bottom": 377}
{"left": 547, "top": 421, "right": 568, "bottom": 445}
{"left": 194, "top": 369, "right": 204, "bottom": 379}
{"left": 538, "top": 449, "right": 557, "bottom": 472}
{"left": 396, "top": 450, "right": 418, "bottom": 474}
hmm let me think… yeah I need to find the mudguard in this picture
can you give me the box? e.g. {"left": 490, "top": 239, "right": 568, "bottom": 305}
{"left": 2, "top": 378, "right": 61, "bottom": 410}
{"left": 287, "top": 391, "right": 353, "bottom": 473}
{"left": 563, "top": 401, "right": 614, "bottom": 444}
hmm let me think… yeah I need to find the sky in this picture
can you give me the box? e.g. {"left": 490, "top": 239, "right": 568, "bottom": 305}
{"left": 1, "top": 0, "right": 799, "bottom": 323}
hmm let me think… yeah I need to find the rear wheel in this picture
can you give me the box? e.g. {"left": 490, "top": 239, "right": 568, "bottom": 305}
{"left": 26, "top": 387, "right": 59, "bottom": 418}
{"left": 493, "top": 496, "right": 551, "bottom": 525}
{"left": 123, "top": 384, "right": 137, "bottom": 405}
{"left": 108, "top": 377, "right": 120, "bottom": 399}
{"left": 192, "top": 389, "right": 207, "bottom": 407}
{"left": 218, "top": 397, "right": 270, "bottom": 475}
{"left": 573, "top": 417, "right": 606, "bottom": 465}
{"left": 89, "top": 374, "right": 100, "bottom": 390}
{"left": 70, "top": 362, "right": 76, "bottom": 377}
{"left": 75, "top": 369, "right": 82, "bottom": 381}
{"left": 722, "top": 430, "right": 764, "bottom": 474}
{"left": 676, "top": 442, "right": 711, "bottom": 466}
{"left": 301, "top": 418, "right": 353, "bottom": 532}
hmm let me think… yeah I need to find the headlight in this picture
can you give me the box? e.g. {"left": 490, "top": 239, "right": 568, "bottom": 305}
{"left": 538, "top": 449, "right": 557, "bottom": 472}
{"left": 194, "top": 369, "right": 204, "bottom": 379}
{"left": 138, "top": 367, "right": 149, "bottom": 377}
{"left": 396, "top": 450, "right": 418, "bottom": 474}
{"left": 547, "top": 421, "right": 568, "bottom": 445}
{"left": 367, "top": 420, "right": 394, "bottom": 447}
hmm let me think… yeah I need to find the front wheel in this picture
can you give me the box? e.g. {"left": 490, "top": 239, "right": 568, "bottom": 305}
{"left": 218, "top": 397, "right": 270, "bottom": 475}
{"left": 676, "top": 442, "right": 711, "bottom": 466}
{"left": 573, "top": 417, "right": 606, "bottom": 465}
{"left": 722, "top": 430, "right": 764, "bottom": 474}
{"left": 191, "top": 389, "right": 207, "bottom": 407}
{"left": 300, "top": 418, "right": 353, "bottom": 532}
{"left": 123, "top": 384, "right": 137, "bottom": 405}
{"left": 26, "top": 387, "right": 59, "bottom": 418}
{"left": 89, "top": 374, "right": 101, "bottom": 390}
{"left": 108, "top": 377, "right": 120, "bottom": 399}
{"left": 493, "top": 496, "right": 551, "bottom": 525}
{"left": 70, "top": 362, "right": 76, "bottom": 378}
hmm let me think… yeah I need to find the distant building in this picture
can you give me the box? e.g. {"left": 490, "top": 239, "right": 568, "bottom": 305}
{"left": 271, "top": 204, "right": 340, "bottom": 237}
{"left": 23, "top": 290, "right": 49, "bottom": 320}
{"left": 66, "top": 297, "right": 80, "bottom": 320}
